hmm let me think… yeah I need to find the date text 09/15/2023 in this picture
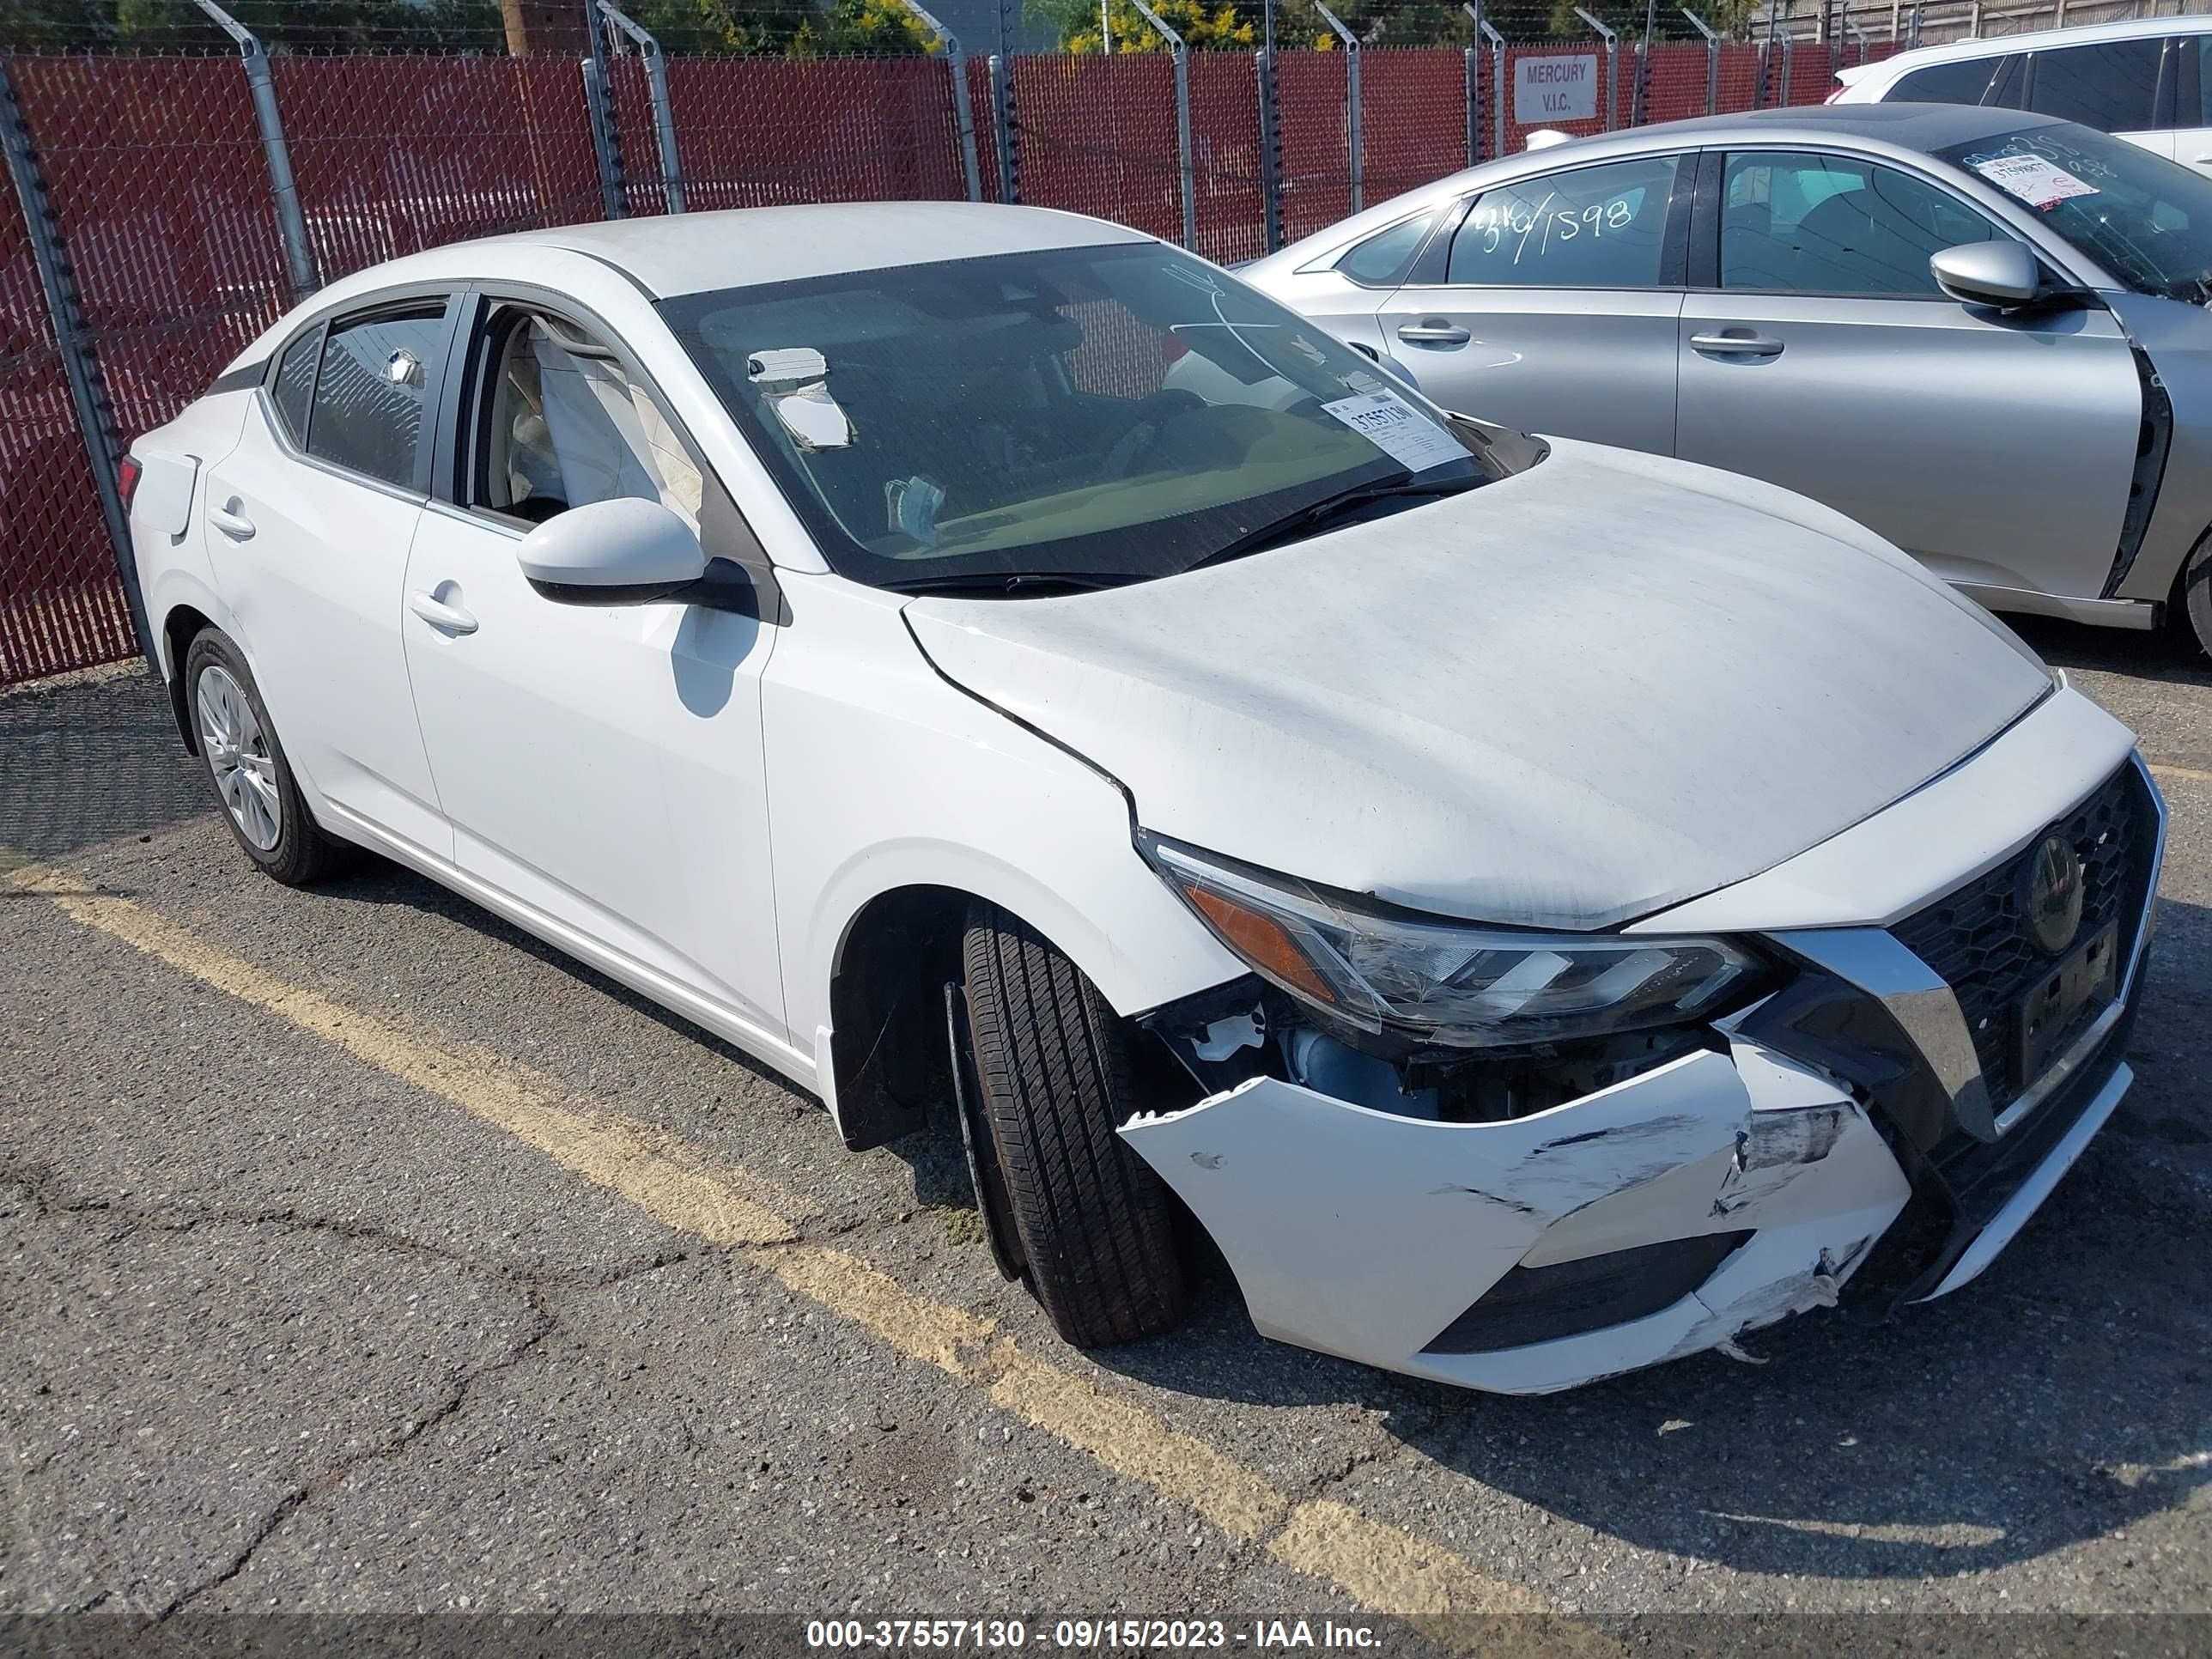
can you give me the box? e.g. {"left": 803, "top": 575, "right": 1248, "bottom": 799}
{"left": 804, "top": 1619, "right": 1383, "bottom": 1650}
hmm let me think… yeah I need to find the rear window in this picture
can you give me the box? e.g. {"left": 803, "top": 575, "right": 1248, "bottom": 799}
{"left": 2025, "top": 37, "right": 2163, "bottom": 132}
{"left": 1890, "top": 56, "right": 2007, "bottom": 105}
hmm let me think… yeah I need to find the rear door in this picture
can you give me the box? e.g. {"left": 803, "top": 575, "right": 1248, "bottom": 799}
{"left": 1674, "top": 147, "right": 2142, "bottom": 603}
{"left": 1376, "top": 152, "right": 1690, "bottom": 453}
{"left": 202, "top": 295, "right": 457, "bottom": 859}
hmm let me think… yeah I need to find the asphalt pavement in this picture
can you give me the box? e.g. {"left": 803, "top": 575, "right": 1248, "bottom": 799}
{"left": 2, "top": 618, "right": 2208, "bottom": 1654}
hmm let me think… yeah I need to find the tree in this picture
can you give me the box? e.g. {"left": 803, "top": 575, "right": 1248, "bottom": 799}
{"left": 1036, "top": 0, "right": 1253, "bottom": 53}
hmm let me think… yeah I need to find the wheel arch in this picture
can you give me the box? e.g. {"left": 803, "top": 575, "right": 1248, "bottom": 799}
{"left": 816, "top": 849, "right": 1238, "bottom": 1152}
{"left": 160, "top": 600, "right": 216, "bottom": 754}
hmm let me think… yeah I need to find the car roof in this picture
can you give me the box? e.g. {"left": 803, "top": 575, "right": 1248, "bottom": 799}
{"left": 486, "top": 201, "right": 1152, "bottom": 298}
{"left": 1626, "top": 101, "right": 2072, "bottom": 149}
{"left": 1840, "top": 10, "right": 2209, "bottom": 82}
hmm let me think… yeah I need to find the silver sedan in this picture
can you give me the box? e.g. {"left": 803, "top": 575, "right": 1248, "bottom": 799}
{"left": 1241, "top": 104, "right": 2212, "bottom": 658}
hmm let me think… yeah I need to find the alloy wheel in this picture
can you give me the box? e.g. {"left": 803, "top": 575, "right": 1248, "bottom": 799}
{"left": 195, "top": 664, "right": 282, "bottom": 852}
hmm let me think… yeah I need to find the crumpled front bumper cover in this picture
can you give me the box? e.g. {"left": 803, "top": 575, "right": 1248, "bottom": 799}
{"left": 1119, "top": 1031, "right": 2116, "bottom": 1395}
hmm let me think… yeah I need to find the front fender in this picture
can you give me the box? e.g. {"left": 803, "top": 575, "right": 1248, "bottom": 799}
{"left": 763, "top": 576, "right": 1245, "bottom": 1099}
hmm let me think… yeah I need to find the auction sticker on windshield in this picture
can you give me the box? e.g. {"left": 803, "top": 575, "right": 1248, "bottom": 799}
{"left": 1970, "top": 152, "right": 2100, "bottom": 210}
{"left": 1319, "top": 390, "right": 1468, "bottom": 474}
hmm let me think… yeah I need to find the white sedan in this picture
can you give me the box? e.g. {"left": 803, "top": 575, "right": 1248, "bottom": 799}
{"left": 125, "top": 203, "right": 2164, "bottom": 1393}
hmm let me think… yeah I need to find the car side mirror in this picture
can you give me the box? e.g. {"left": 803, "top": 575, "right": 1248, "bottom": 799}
{"left": 1930, "top": 240, "right": 2045, "bottom": 310}
{"left": 517, "top": 496, "right": 713, "bottom": 607}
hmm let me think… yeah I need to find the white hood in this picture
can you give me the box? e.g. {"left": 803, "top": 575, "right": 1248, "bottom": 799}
{"left": 905, "top": 441, "right": 2050, "bottom": 931}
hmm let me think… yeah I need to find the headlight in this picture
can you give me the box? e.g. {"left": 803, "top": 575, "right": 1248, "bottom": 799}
{"left": 1140, "top": 833, "right": 1764, "bottom": 1048}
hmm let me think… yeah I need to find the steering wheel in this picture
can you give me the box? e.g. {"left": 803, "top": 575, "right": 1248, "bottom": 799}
{"left": 1101, "top": 389, "right": 1205, "bottom": 480}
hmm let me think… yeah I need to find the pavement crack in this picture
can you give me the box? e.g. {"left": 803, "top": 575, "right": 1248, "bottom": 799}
{"left": 2, "top": 1160, "right": 700, "bottom": 1293}
{"left": 153, "top": 1293, "right": 560, "bottom": 1621}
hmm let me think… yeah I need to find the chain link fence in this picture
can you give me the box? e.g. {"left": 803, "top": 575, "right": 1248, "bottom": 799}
{"left": 0, "top": 0, "right": 2179, "bottom": 685}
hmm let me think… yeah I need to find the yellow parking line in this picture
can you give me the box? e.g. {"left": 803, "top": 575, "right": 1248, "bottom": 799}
{"left": 2148, "top": 762, "right": 2210, "bottom": 786}
{"left": 6, "top": 857, "right": 1611, "bottom": 1650}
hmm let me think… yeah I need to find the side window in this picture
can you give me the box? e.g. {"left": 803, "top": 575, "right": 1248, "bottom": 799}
{"left": 1890, "top": 57, "right": 2005, "bottom": 106}
{"left": 2026, "top": 39, "right": 2163, "bottom": 132}
{"left": 1335, "top": 210, "right": 1437, "bottom": 286}
{"left": 1445, "top": 155, "right": 1680, "bottom": 288}
{"left": 1720, "top": 151, "right": 2002, "bottom": 296}
{"left": 269, "top": 325, "right": 319, "bottom": 447}
{"left": 307, "top": 303, "right": 447, "bottom": 489}
{"left": 472, "top": 307, "right": 703, "bottom": 532}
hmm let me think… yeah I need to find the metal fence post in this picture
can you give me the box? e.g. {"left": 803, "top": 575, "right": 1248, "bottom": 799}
{"left": 580, "top": 0, "right": 628, "bottom": 219}
{"left": 600, "top": 2, "right": 685, "bottom": 211}
{"left": 1467, "top": 9, "right": 1506, "bottom": 161}
{"left": 189, "top": 0, "right": 317, "bottom": 301}
{"left": 1681, "top": 9, "right": 1720, "bottom": 115}
{"left": 1313, "top": 0, "right": 1362, "bottom": 214}
{"left": 1462, "top": 1, "right": 1484, "bottom": 162}
{"left": 1844, "top": 13, "right": 1869, "bottom": 64}
{"left": 988, "top": 53, "right": 1020, "bottom": 204}
{"left": 1463, "top": 46, "right": 1480, "bottom": 163}
{"left": 1909, "top": 4, "right": 1923, "bottom": 47}
{"left": 1130, "top": 0, "right": 1195, "bottom": 249}
{"left": 1256, "top": 47, "right": 1285, "bottom": 252}
{"left": 1573, "top": 8, "right": 1620, "bottom": 131}
{"left": 0, "top": 58, "right": 147, "bottom": 671}
{"left": 893, "top": 0, "right": 983, "bottom": 203}
{"left": 1778, "top": 32, "right": 1794, "bottom": 104}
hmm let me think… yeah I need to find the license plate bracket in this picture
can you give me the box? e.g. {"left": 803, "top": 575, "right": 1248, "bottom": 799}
{"left": 2015, "top": 921, "right": 2119, "bottom": 1086}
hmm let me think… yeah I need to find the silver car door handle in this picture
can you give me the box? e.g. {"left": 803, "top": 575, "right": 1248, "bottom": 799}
{"left": 1689, "top": 331, "right": 1785, "bottom": 358}
{"left": 407, "top": 590, "right": 478, "bottom": 635}
{"left": 209, "top": 500, "right": 256, "bottom": 540}
{"left": 1396, "top": 321, "right": 1473, "bottom": 345}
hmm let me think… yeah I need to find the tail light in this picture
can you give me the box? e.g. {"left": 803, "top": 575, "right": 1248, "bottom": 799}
{"left": 117, "top": 453, "right": 143, "bottom": 514}
{"left": 1824, "top": 83, "right": 1847, "bottom": 104}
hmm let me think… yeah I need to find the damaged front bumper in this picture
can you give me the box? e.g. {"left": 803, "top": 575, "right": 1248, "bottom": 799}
{"left": 1122, "top": 1036, "right": 1907, "bottom": 1392}
{"left": 1118, "top": 750, "right": 2164, "bottom": 1395}
{"left": 1121, "top": 1030, "right": 2134, "bottom": 1394}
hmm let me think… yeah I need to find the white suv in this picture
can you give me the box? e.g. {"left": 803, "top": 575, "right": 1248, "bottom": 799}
{"left": 1833, "top": 15, "right": 2212, "bottom": 177}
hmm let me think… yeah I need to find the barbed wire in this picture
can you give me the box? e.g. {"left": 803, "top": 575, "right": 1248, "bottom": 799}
{"left": 6, "top": 0, "right": 2203, "bottom": 60}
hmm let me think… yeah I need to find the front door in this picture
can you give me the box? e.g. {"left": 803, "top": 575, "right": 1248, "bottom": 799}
{"left": 202, "top": 298, "right": 455, "bottom": 859}
{"left": 1377, "top": 152, "right": 1689, "bottom": 453}
{"left": 1676, "top": 149, "right": 2142, "bottom": 602}
{"left": 400, "top": 296, "right": 787, "bottom": 1045}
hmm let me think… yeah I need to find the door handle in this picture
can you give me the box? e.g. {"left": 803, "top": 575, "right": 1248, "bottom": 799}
{"left": 407, "top": 590, "right": 478, "bottom": 635}
{"left": 210, "top": 499, "right": 256, "bottom": 540}
{"left": 1689, "top": 331, "right": 1785, "bottom": 358}
{"left": 1396, "top": 320, "right": 1473, "bottom": 345}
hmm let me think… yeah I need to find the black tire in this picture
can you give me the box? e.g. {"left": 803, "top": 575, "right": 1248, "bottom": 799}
{"left": 2178, "top": 532, "right": 2212, "bottom": 662}
{"left": 961, "top": 902, "right": 1188, "bottom": 1347}
{"left": 183, "top": 628, "right": 350, "bottom": 887}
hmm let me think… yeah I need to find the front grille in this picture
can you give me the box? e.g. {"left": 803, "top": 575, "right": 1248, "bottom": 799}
{"left": 1891, "top": 763, "right": 2156, "bottom": 1118}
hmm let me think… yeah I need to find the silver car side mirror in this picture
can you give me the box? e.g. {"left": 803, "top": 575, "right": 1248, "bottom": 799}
{"left": 517, "top": 496, "right": 711, "bottom": 607}
{"left": 1930, "top": 240, "right": 2044, "bottom": 310}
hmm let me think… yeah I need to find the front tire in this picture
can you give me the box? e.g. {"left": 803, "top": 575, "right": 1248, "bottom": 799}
{"left": 961, "top": 902, "right": 1188, "bottom": 1348}
{"left": 2179, "top": 532, "right": 2212, "bottom": 661}
{"left": 185, "top": 629, "right": 349, "bottom": 887}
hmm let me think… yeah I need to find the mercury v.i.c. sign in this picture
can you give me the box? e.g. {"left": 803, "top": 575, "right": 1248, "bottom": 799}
{"left": 1514, "top": 55, "right": 1599, "bottom": 124}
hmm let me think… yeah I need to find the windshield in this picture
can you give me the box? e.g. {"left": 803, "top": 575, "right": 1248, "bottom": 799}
{"left": 1938, "top": 122, "right": 2212, "bottom": 302}
{"left": 657, "top": 242, "right": 1487, "bottom": 590}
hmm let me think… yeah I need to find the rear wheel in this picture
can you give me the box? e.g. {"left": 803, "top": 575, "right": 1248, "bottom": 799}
{"left": 2179, "top": 532, "right": 2212, "bottom": 662}
{"left": 185, "top": 629, "right": 349, "bottom": 887}
{"left": 961, "top": 902, "right": 1188, "bottom": 1348}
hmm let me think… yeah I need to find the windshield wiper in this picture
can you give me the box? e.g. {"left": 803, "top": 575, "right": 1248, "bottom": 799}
{"left": 1179, "top": 475, "right": 1484, "bottom": 576}
{"left": 878, "top": 570, "right": 1138, "bottom": 597}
